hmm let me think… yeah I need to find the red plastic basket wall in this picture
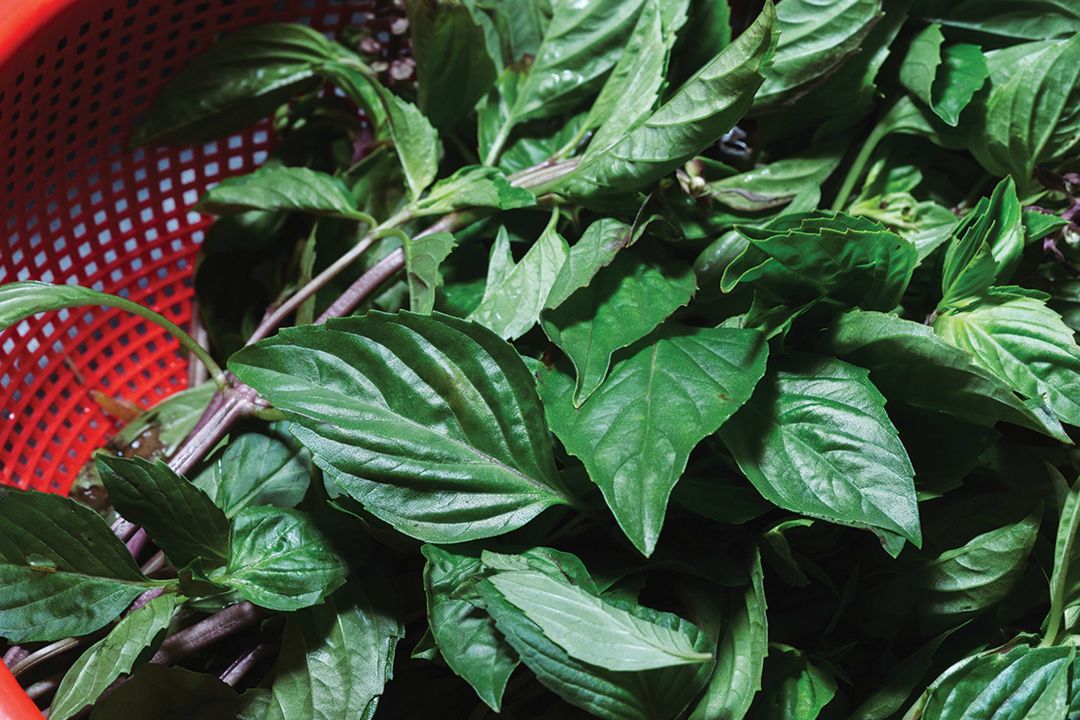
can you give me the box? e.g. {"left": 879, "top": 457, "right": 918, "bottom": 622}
{"left": 0, "top": 0, "right": 361, "bottom": 496}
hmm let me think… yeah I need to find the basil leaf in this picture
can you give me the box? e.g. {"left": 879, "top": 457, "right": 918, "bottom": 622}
{"left": 405, "top": 231, "right": 457, "bottom": 314}
{"left": 421, "top": 545, "right": 518, "bottom": 711}
{"left": 971, "top": 34, "right": 1080, "bottom": 182}
{"left": 487, "top": 570, "right": 711, "bottom": 671}
{"left": 697, "top": 148, "right": 843, "bottom": 214}
{"left": 933, "top": 287, "right": 1080, "bottom": 428}
{"left": 406, "top": 0, "right": 496, "bottom": 130}
{"left": 541, "top": 252, "right": 697, "bottom": 406}
{"left": 192, "top": 430, "right": 312, "bottom": 518}
{"left": 582, "top": 0, "right": 668, "bottom": 157}
{"left": 484, "top": 0, "right": 647, "bottom": 161}
{"left": 939, "top": 177, "right": 1023, "bottom": 308}
{"left": 468, "top": 216, "right": 570, "bottom": 340}
{"left": 688, "top": 550, "right": 768, "bottom": 720}
{"left": 476, "top": 576, "right": 714, "bottom": 720}
{"left": 216, "top": 506, "right": 346, "bottom": 612}
{"left": 51, "top": 594, "right": 183, "bottom": 720}
{"left": 899, "top": 24, "right": 989, "bottom": 127}
{"left": 912, "top": 1, "right": 1080, "bottom": 42}
{"left": 1049, "top": 474, "right": 1080, "bottom": 642}
{"left": 825, "top": 310, "right": 1068, "bottom": 441}
{"left": 198, "top": 165, "right": 373, "bottom": 222}
{"left": 917, "top": 644, "right": 1074, "bottom": 720}
{"left": 97, "top": 455, "right": 230, "bottom": 568}
{"left": 0, "top": 492, "right": 152, "bottom": 642}
{"left": 131, "top": 24, "right": 346, "bottom": 146}
{"left": 229, "top": 312, "right": 574, "bottom": 542}
{"left": 411, "top": 166, "right": 535, "bottom": 217}
{"left": 544, "top": 218, "right": 646, "bottom": 311}
{"left": 917, "top": 508, "right": 1040, "bottom": 619}
{"left": 720, "top": 355, "right": 922, "bottom": 555}
{"left": 751, "top": 0, "right": 882, "bottom": 113}
{"left": 264, "top": 582, "right": 403, "bottom": 720}
{"left": 539, "top": 325, "right": 768, "bottom": 556}
{"left": 722, "top": 212, "right": 917, "bottom": 318}
{"left": 555, "top": 2, "right": 776, "bottom": 199}
{"left": 747, "top": 645, "right": 837, "bottom": 720}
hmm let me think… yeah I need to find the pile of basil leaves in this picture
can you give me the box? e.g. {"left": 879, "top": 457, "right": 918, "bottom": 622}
{"left": 5, "top": 1, "right": 1080, "bottom": 718}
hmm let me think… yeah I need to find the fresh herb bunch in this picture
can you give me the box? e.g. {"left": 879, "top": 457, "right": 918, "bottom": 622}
{"left": 5, "top": 0, "right": 1080, "bottom": 717}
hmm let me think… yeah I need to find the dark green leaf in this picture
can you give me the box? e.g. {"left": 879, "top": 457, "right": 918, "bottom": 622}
{"left": 939, "top": 177, "right": 1023, "bottom": 308}
{"left": 469, "top": 215, "right": 570, "bottom": 340}
{"left": 917, "top": 644, "right": 1073, "bottom": 720}
{"left": 539, "top": 326, "right": 768, "bottom": 555}
{"left": 544, "top": 218, "right": 646, "bottom": 311}
{"left": 899, "top": 25, "right": 988, "bottom": 126}
{"left": 406, "top": 0, "right": 496, "bottom": 130}
{"left": 411, "top": 166, "right": 536, "bottom": 217}
{"left": 51, "top": 594, "right": 183, "bottom": 720}
{"left": 541, "top": 251, "right": 697, "bottom": 406}
{"left": 0, "top": 492, "right": 153, "bottom": 642}
{"left": 555, "top": 2, "right": 777, "bottom": 199}
{"left": 751, "top": 0, "right": 882, "bottom": 113}
{"left": 917, "top": 508, "right": 1040, "bottom": 618}
{"left": 97, "top": 455, "right": 230, "bottom": 568}
{"left": 476, "top": 574, "right": 714, "bottom": 720}
{"left": 131, "top": 24, "right": 346, "bottom": 146}
{"left": 421, "top": 545, "right": 518, "bottom": 711}
{"left": 90, "top": 665, "right": 241, "bottom": 719}
{"left": 747, "top": 645, "right": 837, "bottom": 720}
{"left": 214, "top": 506, "right": 345, "bottom": 611}
{"left": 824, "top": 309, "right": 1068, "bottom": 441}
{"left": 934, "top": 287, "right": 1080, "bottom": 428}
{"left": 720, "top": 355, "right": 922, "bottom": 554}
{"left": 971, "top": 34, "right": 1080, "bottom": 182}
{"left": 487, "top": 569, "right": 711, "bottom": 671}
{"left": 405, "top": 231, "right": 457, "bottom": 314}
{"left": 688, "top": 550, "right": 768, "bottom": 720}
{"left": 192, "top": 430, "right": 312, "bottom": 518}
{"left": 264, "top": 581, "right": 403, "bottom": 720}
{"left": 198, "top": 165, "right": 372, "bottom": 222}
{"left": 722, "top": 212, "right": 917, "bottom": 332}
{"left": 229, "top": 312, "right": 574, "bottom": 542}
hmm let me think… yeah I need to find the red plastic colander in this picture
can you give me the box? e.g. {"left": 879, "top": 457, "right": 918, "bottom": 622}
{"left": 0, "top": 0, "right": 362, "bottom": 713}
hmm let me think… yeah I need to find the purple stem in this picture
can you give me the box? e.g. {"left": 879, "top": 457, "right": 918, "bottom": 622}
{"left": 127, "top": 587, "right": 165, "bottom": 614}
{"left": 125, "top": 529, "right": 151, "bottom": 560}
{"left": 219, "top": 643, "right": 274, "bottom": 687}
{"left": 150, "top": 602, "right": 266, "bottom": 667}
{"left": 111, "top": 517, "right": 138, "bottom": 543}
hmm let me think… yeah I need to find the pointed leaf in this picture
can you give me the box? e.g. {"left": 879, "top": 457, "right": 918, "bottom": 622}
{"left": 934, "top": 287, "right": 1080, "bottom": 428}
{"left": 542, "top": 252, "right": 696, "bottom": 405}
{"left": 97, "top": 455, "right": 230, "bottom": 568}
{"left": 720, "top": 355, "right": 922, "bottom": 554}
{"left": 825, "top": 309, "right": 1068, "bottom": 441}
{"left": 264, "top": 581, "right": 403, "bottom": 720}
{"left": 198, "top": 165, "right": 372, "bottom": 222}
{"left": 51, "top": 594, "right": 183, "bottom": 720}
{"left": 422, "top": 545, "right": 518, "bottom": 711}
{"left": 751, "top": 0, "right": 882, "bottom": 112}
{"left": 411, "top": 166, "right": 535, "bottom": 217}
{"left": 555, "top": 2, "right": 777, "bottom": 199}
{"left": 192, "top": 430, "right": 312, "bottom": 518}
{"left": 468, "top": 214, "right": 570, "bottom": 340}
{"left": 216, "top": 506, "right": 345, "bottom": 612}
{"left": 539, "top": 326, "right": 768, "bottom": 555}
{"left": 405, "top": 231, "right": 457, "bottom": 314}
{"left": 229, "top": 312, "right": 571, "bottom": 542}
{"left": 0, "top": 492, "right": 151, "bottom": 642}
